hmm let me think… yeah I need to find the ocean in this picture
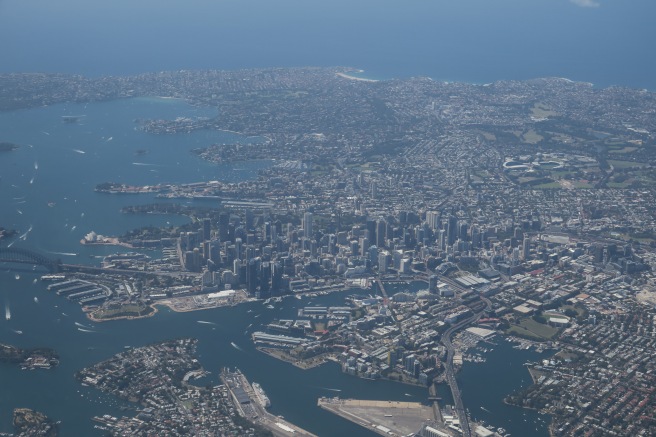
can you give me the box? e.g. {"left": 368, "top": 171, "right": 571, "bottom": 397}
{"left": 0, "top": 0, "right": 654, "bottom": 89}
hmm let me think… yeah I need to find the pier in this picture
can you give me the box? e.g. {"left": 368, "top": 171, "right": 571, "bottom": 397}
{"left": 221, "top": 368, "right": 317, "bottom": 437}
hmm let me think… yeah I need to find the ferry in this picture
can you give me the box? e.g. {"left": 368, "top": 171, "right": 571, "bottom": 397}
{"left": 252, "top": 382, "right": 271, "bottom": 408}
{"left": 41, "top": 274, "right": 65, "bottom": 281}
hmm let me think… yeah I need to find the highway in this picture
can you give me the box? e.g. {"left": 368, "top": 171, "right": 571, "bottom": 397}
{"left": 61, "top": 263, "right": 200, "bottom": 280}
{"left": 436, "top": 276, "right": 492, "bottom": 437}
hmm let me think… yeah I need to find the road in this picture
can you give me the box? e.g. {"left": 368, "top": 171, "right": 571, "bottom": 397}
{"left": 439, "top": 288, "right": 492, "bottom": 437}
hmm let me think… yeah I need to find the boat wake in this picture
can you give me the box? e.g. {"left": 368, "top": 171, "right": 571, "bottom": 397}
{"left": 230, "top": 342, "right": 243, "bottom": 351}
{"left": 18, "top": 225, "right": 33, "bottom": 241}
{"left": 77, "top": 328, "right": 96, "bottom": 333}
{"left": 197, "top": 320, "right": 216, "bottom": 325}
{"left": 72, "top": 149, "right": 86, "bottom": 154}
{"left": 320, "top": 387, "right": 342, "bottom": 392}
{"left": 44, "top": 249, "right": 78, "bottom": 256}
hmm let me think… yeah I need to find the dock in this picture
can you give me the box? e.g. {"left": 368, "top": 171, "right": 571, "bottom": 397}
{"left": 221, "top": 368, "right": 317, "bottom": 437}
{"left": 318, "top": 397, "right": 439, "bottom": 437}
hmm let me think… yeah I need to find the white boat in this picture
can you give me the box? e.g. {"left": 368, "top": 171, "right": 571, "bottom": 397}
{"left": 41, "top": 274, "right": 65, "bottom": 281}
{"left": 252, "top": 382, "right": 271, "bottom": 408}
{"left": 34, "top": 297, "right": 39, "bottom": 303}
{"left": 5, "top": 305, "right": 10, "bottom": 321}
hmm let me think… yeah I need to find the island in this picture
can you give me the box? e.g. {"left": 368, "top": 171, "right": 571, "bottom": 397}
{"left": 13, "top": 408, "right": 58, "bottom": 437}
{"left": 0, "top": 343, "right": 60, "bottom": 370}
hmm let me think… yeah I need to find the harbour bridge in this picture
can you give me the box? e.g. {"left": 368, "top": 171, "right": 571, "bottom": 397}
{"left": 0, "top": 247, "right": 62, "bottom": 272}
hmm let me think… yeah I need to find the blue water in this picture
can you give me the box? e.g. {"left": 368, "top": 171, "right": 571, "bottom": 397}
{"left": 0, "top": 0, "right": 654, "bottom": 89}
{"left": 0, "top": 98, "right": 551, "bottom": 435}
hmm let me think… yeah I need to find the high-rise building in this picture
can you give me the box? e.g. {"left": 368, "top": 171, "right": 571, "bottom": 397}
{"left": 376, "top": 219, "right": 386, "bottom": 248}
{"left": 303, "top": 212, "right": 313, "bottom": 239}
{"left": 522, "top": 237, "right": 531, "bottom": 260}
{"left": 218, "top": 212, "right": 229, "bottom": 241}
{"left": 447, "top": 215, "right": 458, "bottom": 245}
{"left": 366, "top": 219, "right": 377, "bottom": 244}
{"left": 234, "top": 238, "right": 242, "bottom": 261}
{"left": 425, "top": 211, "right": 439, "bottom": 230}
{"left": 378, "top": 252, "right": 389, "bottom": 273}
{"left": 202, "top": 218, "right": 211, "bottom": 241}
{"left": 438, "top": 229, "right": 446, "bottom": 251}
{"left": 245, "top": 209, "right": 254, "bottom": 230}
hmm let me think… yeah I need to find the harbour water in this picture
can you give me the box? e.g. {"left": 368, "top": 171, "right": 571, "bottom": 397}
{"left": 0, "top": 98, "right": 550, "bottom": 436}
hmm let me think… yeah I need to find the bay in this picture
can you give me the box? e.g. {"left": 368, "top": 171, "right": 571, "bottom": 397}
{"left": 0, "top": 98, "right": 552, "bottom": 436}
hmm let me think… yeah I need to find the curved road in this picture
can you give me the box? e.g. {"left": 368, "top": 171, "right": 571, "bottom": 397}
{"left": 440, "top": 297, "right": 492, "bottom": 437}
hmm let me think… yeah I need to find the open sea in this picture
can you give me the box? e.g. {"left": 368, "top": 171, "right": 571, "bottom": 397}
{"left": 0, "top": 0, "right": 655, "bottom": 90}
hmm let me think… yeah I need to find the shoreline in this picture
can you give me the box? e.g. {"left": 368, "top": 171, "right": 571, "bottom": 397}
{"left": 85, "top": 304, "right": 159, "bottom": 323}
{"left": 256, "top": 347, "right": 334, "bottom": 370}
{"left": 336, "top": 72, "right": 379, "bottom": 83}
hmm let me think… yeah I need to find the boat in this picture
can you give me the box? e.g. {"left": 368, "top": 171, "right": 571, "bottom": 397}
{"left": 34, "top": 297, "right": 39, "bottom": 303}
{"left": 252, "top": 382, "right": 271, "bottom": 408}
{"left": 5, "top": 305, "right": 10, "bottom": 321}
{"left": 41, "top": 274, "right": 65, "bottom": 281}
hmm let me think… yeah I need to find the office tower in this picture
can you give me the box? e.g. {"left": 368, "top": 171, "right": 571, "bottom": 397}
{"left": 447, "top": 215, "right": 458, "bottom": 245}
{"left": 366, "top": 219, "right": 377, "bottom": 245}
{"left": 303, "top": 212, "right": 313, "bottom": 239}
{"left": 522, "top": 237, "right": 530, "bottom": 260}
{"left": 425, "top": 211, "right": 439, "bottom": 230}
{"left": 376, "top": 219, "right": 386, "bottom": 248}
{"left": 438, "top": 229, "right": 446, "bottom": 251}
{"left": 245, "top": 209, "right": 254, "bottom": 230}
{"left": 218, "top": 212, "right": 229, "bottom": 241}
{"left": 202, "top": 218, "right": 211, "bottom": 241}
{"left": 235, "top": 238, "right": 242, "bottom": 261}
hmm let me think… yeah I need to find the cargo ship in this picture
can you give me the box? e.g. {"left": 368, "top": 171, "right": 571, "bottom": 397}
{"left": 252, "top": 382, "right": 271, "bottom": 408}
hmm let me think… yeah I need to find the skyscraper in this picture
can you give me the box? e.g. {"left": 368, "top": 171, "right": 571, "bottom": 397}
{"left": 376, "top": 219, "right": 386, "bottom": 248}
{"left": 447, "top": 215, "right": 458, "bottom": 245}
{"left": 303, "top": 212, "right": 313, "bottom": 239}
{"left": 202, "top": 218, "right": 211, "bottom": 241}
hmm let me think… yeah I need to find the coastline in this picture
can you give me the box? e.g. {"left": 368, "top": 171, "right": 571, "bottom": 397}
{"left": 256, "top": 347, "right": 334, "bottom": 370}
{"left": 85, "top": 304, "right": 159, "bottom": 323}
{"left": 336, "top": 72, "right": 379, "bottom": 83}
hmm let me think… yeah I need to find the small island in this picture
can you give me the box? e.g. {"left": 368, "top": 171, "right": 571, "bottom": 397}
{"left": 13, "top": 408, "right": 59, "bottom": 437}
{"left": 0, "top": 343, "right": 60, "bottom": 370}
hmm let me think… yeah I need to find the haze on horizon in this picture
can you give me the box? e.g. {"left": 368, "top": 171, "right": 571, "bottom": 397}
{"left": 0, "top": 0, "right": 654, "bottom": 89}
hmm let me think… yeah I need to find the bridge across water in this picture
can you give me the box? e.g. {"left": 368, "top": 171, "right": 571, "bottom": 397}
{"left": 0, "top": 247, "right": 62, "bottom": 272}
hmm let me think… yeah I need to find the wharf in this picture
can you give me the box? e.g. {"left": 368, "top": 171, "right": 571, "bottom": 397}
{"left": 318, "top": 397, "right": 437, "bottom": 437}
{"left": 221, "top": 368, "right": 317, "bottom": 437}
